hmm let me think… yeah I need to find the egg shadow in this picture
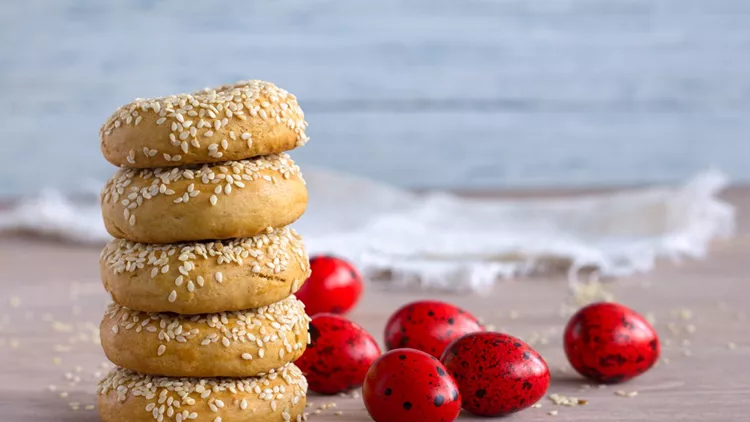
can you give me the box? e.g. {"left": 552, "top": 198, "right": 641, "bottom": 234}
{"left": 549, "top": 373, "right": 590, "bottom": 388}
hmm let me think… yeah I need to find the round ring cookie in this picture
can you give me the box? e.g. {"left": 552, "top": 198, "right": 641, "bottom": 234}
{"left": 100, "top": 79, "right": 309, "bottom": 169}
{"left": 100, "top": 227, "right": 311, "bottom": 314}
{"left": 98, "top": 364, "right": 307, "bottom": 422}
{"left": 100, "top": 296, "right": 310, "bottom": 378}
{"left": 101, "top": 153, "right": 307, "bottom": 244}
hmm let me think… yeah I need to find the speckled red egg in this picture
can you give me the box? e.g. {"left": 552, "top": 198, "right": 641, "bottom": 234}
{"left": 385, "top": 300, "right": 484, "bottom": 358}
{"left": 296, "top": 313, "right": 381, "bottom": 394}
{"left": 564, "top": 302, "right": 660, "bottom": 383}
{"left": 363, "top": 348, "right": 461, "bottom": 422}
{"left": 440, "top": 332, "right": 550, "bottom": 417}
{"left": 295, "top": 255, "right": 363, "bottom": 315}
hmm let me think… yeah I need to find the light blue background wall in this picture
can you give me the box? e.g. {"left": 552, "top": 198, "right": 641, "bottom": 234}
{"left": 1, "top": 0, "right": 748, "bottom": 197}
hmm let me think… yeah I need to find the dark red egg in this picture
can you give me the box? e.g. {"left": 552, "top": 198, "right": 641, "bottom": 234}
{"left": 296, "top": 255, "right": 363, "bottom": 315}
{"left": 296, "top": 313, "right": 380, "bottom": 394}
{"left": 385, "top": 300, "right": 484, "bottom": 358}
{"left": 441, "top": 332, "right": 550, "bottom": 417}
{"left": 564, "top": 302, "right": 660, "bottom": 383}
{"left": 363, "top": 348, "right": 461, "bottom": 422}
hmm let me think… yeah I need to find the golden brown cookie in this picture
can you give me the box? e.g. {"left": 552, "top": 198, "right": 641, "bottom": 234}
{"left": 98, "top": 364, "right": 307, "bottom": 422}
{"left": 100, "top": 154, "right": 307, "bottom": 243}
{"left": 100, "top": 80, "right": 309, "bottom": 169}
{"left": 100, "top": 296, "right": 310, "bottom": 378}
{"left": 100, "top": 227, "right": 310, "bottom": 314}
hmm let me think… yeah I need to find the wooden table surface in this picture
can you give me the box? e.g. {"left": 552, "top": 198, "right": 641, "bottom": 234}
{"left": 0, "top": 189, "right": 749, "bottom": 421}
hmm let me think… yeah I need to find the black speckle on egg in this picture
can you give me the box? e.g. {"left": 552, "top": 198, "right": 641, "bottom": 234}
{"left": 434, "top": 394, "right": 445, "bottom": 407}
{"left": 403, "top": 401, "right": 412, "bottom": 410}
{"left": 384, "top": 388, "right": 392, "bottom": 396}
{"left": 308, "top": 324, "right": 321, "bottom": 347}
{"left": 475, "top": 389, "right": 486, "bottom": 398}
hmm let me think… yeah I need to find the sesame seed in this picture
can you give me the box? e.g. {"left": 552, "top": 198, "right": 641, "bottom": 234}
{"left": 168, "top": 291, "right": 177, "bottom": 303}
{"left": 615, "top": 390, "right": 638, "bottom": 398}
{"left": 157, "top": 345, "right": 166, "bottom": 356}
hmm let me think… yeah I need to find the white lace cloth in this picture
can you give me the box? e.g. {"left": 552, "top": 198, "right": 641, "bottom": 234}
{"left": 0, "top": 170, "right": 734, "bottom": 293}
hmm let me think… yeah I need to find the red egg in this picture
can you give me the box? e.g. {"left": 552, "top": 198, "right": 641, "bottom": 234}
{"left": 441, "top": 332, "right": 550, "bottom": 417}
{"left": 363, "top": 348, "right": 462, "bottom": 422}
{"left": 296, "top": 255, "right": 363, "bottom": 315}
{"left": 385, "top": 300, "right": 484, "bottom": 358}
{"left": 564, "top": 302, "right": 660, "bottom": 383}
{"left": 296, "top": 313, "right": 380, "bottom": 394}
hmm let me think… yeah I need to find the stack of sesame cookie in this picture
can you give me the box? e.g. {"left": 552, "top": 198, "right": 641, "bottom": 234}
{"left": 95, "top": 80, "right": 312, "bottom": 422}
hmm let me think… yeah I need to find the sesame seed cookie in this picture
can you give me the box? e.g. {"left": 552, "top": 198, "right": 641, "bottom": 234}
{"left": 101, "top": 154, "right": 307, "bottom": 244}
{"left": 100, "top": 296, "right": 310, "bottom": 378}
{"left": 98, "top": 364, "right": 307, "bottom": 422}
{"left": 100, "top": 227, "right": 310, "bottom": 314}
{"left": 100, "top": 80, "right": 309, "bottom": 169}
